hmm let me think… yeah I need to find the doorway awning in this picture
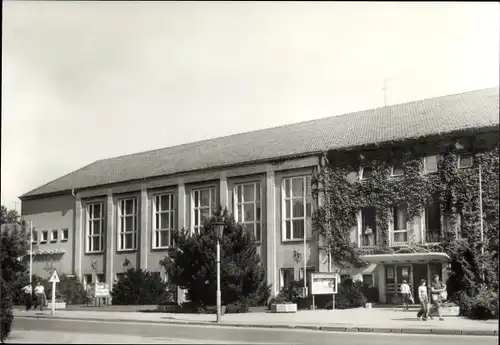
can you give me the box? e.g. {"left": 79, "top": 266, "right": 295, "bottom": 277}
{"left": 361, "top": 252, "right": 450, "bottom": 264}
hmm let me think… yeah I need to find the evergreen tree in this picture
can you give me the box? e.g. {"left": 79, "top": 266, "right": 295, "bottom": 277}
{"left": 161, "top": 208, "right": 270, "bottom": 307}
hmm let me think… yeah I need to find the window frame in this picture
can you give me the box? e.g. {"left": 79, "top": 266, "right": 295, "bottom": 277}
{"left": 423, "top": 155, "right": 438, "bottom": 174}
{"left": 117, "top": 198, "right": 138, "bottom": 251}
{"left": 391, "top": 162, "right": 404, "bottom": 177}
{"left": 61, "top": 228, "right": 69, "bottom": 242}
{"left": 361, "top": 207, "right": 377, "bottom": 247}
{"left": 392, "top": 206, "right": 409, "bottom": 245}
{"left": 458, "top": 153, "right": 473, "bottom": 169}
{"left": 50, "top": 229, "right": 58, "bottom": 242}
{"left": 40, "top": 230, "right": 48, "bottom": 244}
{"left": 282, "top": 176, "right": 310, "bottom": 241}
{"left": 424, "top": 203, "right": 442, "bottom": 243}
{"left": 86, "top": 202, "right": 105, "bottom": 254}
{"left": 191, "top": 187, "right": 217, "bottom": 235}
{"left": 360, "top": 165, "right": 374, "bottom": 180}
{"left": 32, "top": 231, "right": 38, "bottom": 244}
{"left": 234, "top": 182, "right": 262, "bottom": 242}
{"left": 152, "top": 193, "right": 176, "bottom": 249}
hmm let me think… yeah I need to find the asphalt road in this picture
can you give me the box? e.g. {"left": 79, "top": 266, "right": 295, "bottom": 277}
{"left": 11, "top": 317, "right": 498, "bottom": 345}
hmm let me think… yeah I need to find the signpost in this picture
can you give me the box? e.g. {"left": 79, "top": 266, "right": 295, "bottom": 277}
{"left": 48, "top": 270, "right": 60, "bottom": 316}
{"left": 92, "top": 282, "right": 111, "bottom": 306}
{"left": 309, "top": 272, "right": 338, "bottom": 310}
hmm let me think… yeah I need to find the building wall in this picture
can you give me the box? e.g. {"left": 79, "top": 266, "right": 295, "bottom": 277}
{"left": 21, "top": 194, "right": 75, "bottom": 278}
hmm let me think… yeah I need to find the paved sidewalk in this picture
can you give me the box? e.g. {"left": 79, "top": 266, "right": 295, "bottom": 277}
{"left": 14, "top": 307, "right": 498, "bottom": 336}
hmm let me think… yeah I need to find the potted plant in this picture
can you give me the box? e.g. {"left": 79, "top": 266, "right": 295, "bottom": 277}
{"left": 268, "top": 291, "right": 297, "bottom": 313}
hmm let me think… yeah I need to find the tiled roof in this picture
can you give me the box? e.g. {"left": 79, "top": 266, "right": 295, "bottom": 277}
{"left": 21, "top": 87, "right": 499, "bottom": 198}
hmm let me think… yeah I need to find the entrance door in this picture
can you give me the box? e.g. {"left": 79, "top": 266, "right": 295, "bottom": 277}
{"left": 413, "top": 264, "right": 428, "bottom": 299}
{"left": 396, "top": 265, "right": 412, "bottom": 303}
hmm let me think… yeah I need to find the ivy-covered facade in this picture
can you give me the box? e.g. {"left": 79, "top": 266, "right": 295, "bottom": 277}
{"left": 313, "top": 130, "right": 499, "bottom": 303}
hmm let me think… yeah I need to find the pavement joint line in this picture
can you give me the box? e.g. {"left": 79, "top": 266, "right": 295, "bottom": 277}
{"left": 15, "top": 314, "right": 498, "bottom": 336}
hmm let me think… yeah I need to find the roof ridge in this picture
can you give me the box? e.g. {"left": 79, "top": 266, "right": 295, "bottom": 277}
{"left": 102, "top": 86, "right": 499, "bottom": 162}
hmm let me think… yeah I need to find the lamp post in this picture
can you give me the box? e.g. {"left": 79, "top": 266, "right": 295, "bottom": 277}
{"left": 212, "top": 220, "right": 225, "bottom": 323}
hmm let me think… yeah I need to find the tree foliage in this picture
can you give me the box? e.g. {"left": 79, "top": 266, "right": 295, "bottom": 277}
{"left": 161, "top": 208, "right": 270, "bottom": 308}
{"left": 111, "top": 268, "right": 172, "bottom": 305}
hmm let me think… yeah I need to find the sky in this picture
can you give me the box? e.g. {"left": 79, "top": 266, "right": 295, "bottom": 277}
{"left": 2, "top": 1, "right": 499, "bottom": 211}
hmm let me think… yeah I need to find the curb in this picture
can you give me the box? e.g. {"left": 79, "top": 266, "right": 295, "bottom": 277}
{"left": 16, "top": 315, "right": 497, "bottom": 337}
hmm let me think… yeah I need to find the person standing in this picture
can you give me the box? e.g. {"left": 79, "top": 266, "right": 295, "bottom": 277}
{"left": 34, "top": 281, "right": 45, "bottom": 311}
{"left": 429, "top": 274, "right": 445, "bottom": 321}
{"left": 400, "top": 280, "right": 411, "bottom": 310}
{"left": 417, "top": 279, "right": 429, "bottom": 321}
{"left": 21, "top": 283, "right": 33, "bottom": 311}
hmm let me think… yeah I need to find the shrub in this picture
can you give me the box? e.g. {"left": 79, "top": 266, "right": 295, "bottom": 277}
{"left": 266, "top": 290, "right": 289, "bottom": 309}
{"left": 225, "top": 301, "right": 249, "bottom": 314}
{"left": 162, "top": 209, "right": 271, "bottom": 308}
{"left": 0, "top": 279, "right": 13, "bottom": 343}
{"left": 325, "top": 278, "right": 366, "bottom": 310}
{"left": 469, "top": 286, "right": 498, "bottom": 320}
{"left": 111, "top": 268, "right": 171, "bottom": 305}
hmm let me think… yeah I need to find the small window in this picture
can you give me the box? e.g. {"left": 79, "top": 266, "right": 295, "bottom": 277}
{"left": 84, "top": 274, "right": 93, "bottom": 286}
{"left": 360, "top": 166, "right": 373, "bottom": 180}
{"left": 96, "top": 274, "right": 105, "bottom": 283}
{"left": 32, "top": 231, "right": 38, "bottom": 244}
{"left": 51, "top": 229, "right": 58, "bottom": 242}
{"left": 458, "top": 154, "right": 473, "bottom": 169}
{"left": 40, "top": 230, "right": 48, "bottom": 243}
{"left": 391, "top": 162, "right": 404, "bottom": 176}
{"left": 61, "top": 228, "right": 69, "bottom": 241}
{"left": 299, "top": 267, "right": 315, "bottom": 280}
{"left": 424, "top": 155, "right": 438, "bottom": 174}
{"left": 362, "top": 274, "right": 374, "bottom": 287}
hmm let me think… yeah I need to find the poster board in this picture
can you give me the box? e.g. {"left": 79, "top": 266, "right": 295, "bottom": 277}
{"left": 309, "top": 272, "right": 338, "bottom": 295}
{"left": 91, "top": 283, "right": 110, "bottom": 298}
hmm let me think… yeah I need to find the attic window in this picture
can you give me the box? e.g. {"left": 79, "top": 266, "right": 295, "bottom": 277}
{"left": 458, "top": 154, "right": 473, "bottom": 169}
{"left": 391, "top": 162, "right": 404, "bottom": 176}
{"left": 360, "top": 166, "right": 373, "bottom": 180}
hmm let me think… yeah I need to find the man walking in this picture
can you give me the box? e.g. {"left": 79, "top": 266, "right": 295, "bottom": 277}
{"left": 400, "top": 280, "right": 411, "bottom": 311}
{"left": 21, "top": 283, "right": 33, "bottom": 311}
{"left": 34, "top": 281, "right": 46, "bottom": 311}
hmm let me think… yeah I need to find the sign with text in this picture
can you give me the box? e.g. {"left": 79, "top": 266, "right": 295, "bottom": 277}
{"left": 93, "top": 283, "right": 110, "bottom": 298}
{"left": 309, "top": 273, "right": 338, "bottom": 295}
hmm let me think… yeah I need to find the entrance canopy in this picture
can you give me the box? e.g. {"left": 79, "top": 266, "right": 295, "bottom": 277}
{"left": 361, "top": 252, "right": 450, "bottom": 264}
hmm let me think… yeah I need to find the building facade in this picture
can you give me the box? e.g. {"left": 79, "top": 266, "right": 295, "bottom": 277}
{"left": 20, "top": 87, "right": 499, "bottom": 302}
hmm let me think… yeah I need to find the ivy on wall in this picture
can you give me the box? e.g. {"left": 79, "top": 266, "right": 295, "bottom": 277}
{"left": 312, "top": 137, "right": 499, "bottom": 296}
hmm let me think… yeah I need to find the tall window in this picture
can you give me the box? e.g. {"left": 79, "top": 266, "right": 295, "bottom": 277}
{"left": 153, "top": 193, "right": 175, "bottom": 249}
{"left": 393, "top": 206, "right": 408, "bottom": 244}
{"left": 118, "top": 198, "right": 138, "bottom": 251}
{"left": 360, "top": 166, "right": 373, "bottom": 180}
{"left": 87, "top": 203, "right": 104, "bottom": 253}
{"left": 361, "top": 207, "right": 377, "bottom": 246}
{"left": 234, "top": 182, "right": 262, "bottom": 241}
{"left": 425, "top": 203, "right": 441, "bottom": 243}
{"left": 282, "top": 176, "right": 311, "bottom": 240}
{"left": 279, "top": 268, "right": 294, "bottom": 291}
{"left": 424, "top": 155, "right": 438, "bottom": 174}
{"left": 192, "top": 188, "right": 216, "bottom": 234}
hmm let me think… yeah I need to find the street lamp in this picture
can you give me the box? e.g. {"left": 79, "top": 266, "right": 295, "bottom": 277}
{"left": 212, "top": 219, "right": 225, "bottom": 323}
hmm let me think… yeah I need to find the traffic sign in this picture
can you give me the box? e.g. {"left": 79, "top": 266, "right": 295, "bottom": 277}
{"left": 48, "top": 270, "right": 60, "bottom": 283}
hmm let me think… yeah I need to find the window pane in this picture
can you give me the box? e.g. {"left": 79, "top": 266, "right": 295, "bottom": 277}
{"left": 292, "top": 199, "right": 304, "bottom": 218}
{"left": 256, "top": 183, "right": 261, "bottom": 201}
{"left": 292, "top": 178, "right": 304, "bottom": 197}
{"left": 237, "top": 185, "right": 242, "bottom": 203}
{"left": 94, "top": 204, "right": 101, "bottom": 219}
{"left": 161, "top": 213, "right": 170, "bottom": 229}
{"left": 93, "top": 220, "right": 101, "bottom": 234}
{"left": 200, "top": 208, "right": 210, "bottom": 225}
{"left": 92, "top": 236, "right": 100, "bottom": 251}
{"left": 155, "top": 213, "right": 160, "bottom": 230}
{"left": 170, "top": 211, "right": 175, "bottom": 229}
{"left": 160, "top": 195, "right": 170, "bottom": 211}
{"left": 160, "top": 230, "right": 170, "bottom": 247}
{"left": 362, "top": 166, "right": 373, "bottom": 179}
{"left": 392, "top": 162, "right": 404, "bottom": 176}
{"left": 237, "top": 204, "right": 242, "bottom": 222}
{"left": 155, "top": 230, "right": 160, "bottom": 248}
{"left": 243, "top": 204, "right": 255, "bottom": 222}
{"left": 425, "top": 156, "right": 437, "bottom": 172}
{"left": 426, "top": 204, "right": 440, "bottom": 230}
{"left": 200, "top": 190, "right": 210, "bottom": 206}
{"left": 460, "top": 155, "right": 473, "bottom": 168}
{"left": 244, "top": 223, "right": 254, "bottom": 236}
{"left": 243, "top": 184, "right": 255, "bottom": 202}
{"left": 194, "top": 190, "right": 199, "bottom": 207}
{"left": 285, "top": 179, "right": 290, "bottom": 198}
{"left": 285, "top": 200, "right": 290, "bottom": 218}
{"left": 125, "top": 233, "right": 134, "bottom": 249}
{"left": 194, "top": 209, "right": 199, "bottom": 227}
{"left": 125, "top": 217, "right": 134, "bottom": 232}
{"left": 256, "top": 203, "right": 261, "bottom": 221}
{"left": 394, "top": 207, "right": 407, "bottom": 230}
{"left": 256, "top": 223, "right": 261, "bottom": 241}
{"left": 292, "top": 219, "right": 304, "bottom": 238}
{"left": 285, "top": 220, "right": 291, "bottom": 239}
{"left": 124, "top": 199, "right": 134, "bottom": 215}
{"left": 88, "top": 239, "right": 92, "bottom": 252}
{"left": 210, "top": 189, "right": 216, "bottom": 210}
